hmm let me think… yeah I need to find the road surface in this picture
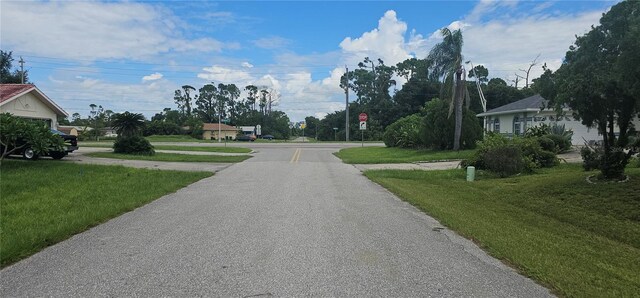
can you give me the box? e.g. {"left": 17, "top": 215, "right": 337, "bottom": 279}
{"left": 1, "top": 143, "right": 552, "bottom": 297}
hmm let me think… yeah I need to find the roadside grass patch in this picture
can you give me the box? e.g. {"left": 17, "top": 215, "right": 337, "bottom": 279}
{"left": 86, "top": 152, "right": 251, "bottom": 163}
{"left": 153, "top": 145, "right": 251, "bottom": 153}
{"left": 0, "top": 160, "right": 212, "bottom": 267}
{"left": 365, "top": 164, "right": 640, "bottom": 297}
{"left": 335, "top": 147, "right": 474, "bottom": 164}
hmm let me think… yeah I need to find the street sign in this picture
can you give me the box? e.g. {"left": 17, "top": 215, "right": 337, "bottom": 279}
{"left": 359, "top": 121, "right": 366, "bottom": 130}
{"left": 359, "top": 113, "right": 368, "bottom": 122}
{"left": 256, "top": 124, "right": 262, "bottom": 136}
{"left": 300, "top": 123, "right": 306, "bottom": 129}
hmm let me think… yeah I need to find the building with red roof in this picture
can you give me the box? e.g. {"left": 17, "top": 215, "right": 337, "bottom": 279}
{"left": 0, "top": 84, "right": 68, "bottom": 129}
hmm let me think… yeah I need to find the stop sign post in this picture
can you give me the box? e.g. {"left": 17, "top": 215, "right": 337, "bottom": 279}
{"left": 359, "top": 113, "right": 367, "bottom": 147}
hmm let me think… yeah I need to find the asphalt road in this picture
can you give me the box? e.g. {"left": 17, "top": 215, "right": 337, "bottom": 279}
{"left": 1, "top": 143, "right": 552, "bottom": 297}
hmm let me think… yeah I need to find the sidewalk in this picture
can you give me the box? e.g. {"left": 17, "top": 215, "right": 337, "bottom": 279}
{"left": 353, "top": 150, "right": 583, "bottom": 172}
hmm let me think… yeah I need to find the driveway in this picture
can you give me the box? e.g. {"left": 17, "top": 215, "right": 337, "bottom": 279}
{"left": 1, "top": 143, "right": 552, "bottom": 296}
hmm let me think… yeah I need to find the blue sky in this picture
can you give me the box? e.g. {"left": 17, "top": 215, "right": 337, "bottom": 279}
{"left": 1, "top": 0, "right": 616, "bottom": 121}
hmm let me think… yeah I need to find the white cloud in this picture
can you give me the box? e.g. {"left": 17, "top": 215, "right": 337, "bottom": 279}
{"left": 241, "top": 62, "right": 254, "bottom": 68}
{"left": 1, "top": 1, "right": 236, "bottom": 61}
{"left": 461, "top": 10, "right": 602, "bottom": 82}
{"left": 339, "top": 10, "right": 412, "bottom": 66}
{"left": 253, "top": 36, "right": 292, "bottom": 49}
{"left": 142, "top": 72, "right": 163, "bottom": 82}
{"left": 198, "top": 65, "right": 253, "bottom": 83}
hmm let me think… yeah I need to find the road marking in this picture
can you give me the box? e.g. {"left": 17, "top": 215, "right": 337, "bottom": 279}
{"left": 290, "top": 148, "right": 301, "bottom": 163}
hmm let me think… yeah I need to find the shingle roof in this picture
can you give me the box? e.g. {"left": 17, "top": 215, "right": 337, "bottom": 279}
{"left": 0, "top": 84, "right": 35, "bottom": 103}
{"left": 202, "top": 123, "right": 238, "bottom": 131}
{"left": 478, "top": 94, "right": 548, "bottom": 116}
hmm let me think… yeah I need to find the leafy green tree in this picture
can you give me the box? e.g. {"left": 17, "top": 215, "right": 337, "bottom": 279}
{"left": 195, "top": 83, "right": 219, "bottom": 123}
{"left": 468, "top": 65, "right": 489, "bottom": 83}
{"left": 111, "top": 112, "right": 146, "bottom": 138}
{"left": 540, "top": 0, "right": 640, "bottom": 179}
{"left": 383, "top": 114, "right": 423, "bottom": 148}
{"left": 0, "top": 113, "right": 64, "bottom": 164}
{"left": 174, "top": 85, "right": 196, "bottom": 117}
{"left": 304, "top": 116, "right": 321, "bottom": 139}
{"left": 420, "top": 98, "right": 482, "bottom": 150}
{"left": 245, "top": 85, "right": 259, "bottom": 111}
{"left": 0, "top": 51, "right": 28, "bottom": 84}
{"left": 428, "top": 28, "right": 467, "bottom": 150}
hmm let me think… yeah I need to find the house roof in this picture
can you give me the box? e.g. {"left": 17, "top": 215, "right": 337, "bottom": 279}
{"left": 477, "top": 94, "right": 548, "bottom": 117}
{"left": 202, "top": 123, "right": 238, "bottom": 131}
{"left": 0, "top": 84, "right": 68, "bottom": 117}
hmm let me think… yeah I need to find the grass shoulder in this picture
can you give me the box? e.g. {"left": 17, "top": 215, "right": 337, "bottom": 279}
{"left": 86, "top": 152, "right": 251, "bottom": 163}
{"left": 335, "top": 146, "right": 475, "bottom": 164}
{"left": 0, "top": 160, "right": 212, "bottom": 267}
{"left": 364, "top": 164, "right": 640, "bottom": 297}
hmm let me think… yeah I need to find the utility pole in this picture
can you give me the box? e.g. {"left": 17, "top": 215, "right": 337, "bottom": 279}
{"left": 345, "top": 66, "right": 349, "bottom": 142}
{"left": 218, "top": 99, "right": 222, "bottom": 143}
{"left": 19, "top": 57, "right": 25, "bottom": 84}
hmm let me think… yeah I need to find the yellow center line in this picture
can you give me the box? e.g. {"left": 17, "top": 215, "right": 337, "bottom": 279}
{"left": 290, "top": 148, "right": 301, "bottom": 163}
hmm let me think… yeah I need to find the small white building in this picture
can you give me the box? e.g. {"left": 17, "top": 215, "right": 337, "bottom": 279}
{"left": 238, "top": 126, "right": 256, "bottom": 137}
{"left": 477, "top": 94, "right": 640, "bottom": 145}
{"left": 0, "top": 84, "right": 68, "bottom": 129}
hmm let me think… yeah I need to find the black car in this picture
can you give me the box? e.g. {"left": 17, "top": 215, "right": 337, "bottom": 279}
{"left": 5, "top": 129, "right": 78, "bottom": 160}
{"left": 235, "top": 135, "right": 255, "bottom": 142}
{"left": 262, "top": 135, "right": 275, "bottom": 140}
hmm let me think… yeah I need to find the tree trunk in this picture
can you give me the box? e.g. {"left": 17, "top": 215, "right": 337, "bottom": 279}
{"left": 453, "top": 70, "right": 464, "bottom": 151}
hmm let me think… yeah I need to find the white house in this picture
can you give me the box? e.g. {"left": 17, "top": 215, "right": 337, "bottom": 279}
{"left": 0, "top": 84, "right": 68, "bottom": 129}
{"left": 477, "top": 94, "right": 640, "bottom": 145}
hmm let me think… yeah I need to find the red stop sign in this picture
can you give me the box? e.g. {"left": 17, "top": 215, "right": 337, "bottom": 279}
{"left": 359, "top": 113, "right": 368, "bottom": 122}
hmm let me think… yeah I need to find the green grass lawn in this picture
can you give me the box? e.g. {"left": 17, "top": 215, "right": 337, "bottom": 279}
{"left": 335, "top": 147, "right": 475, "bottom": 164}
{"left": 86, "top": 152, "right": 251, "bottom": 163}
{"left": 153, "top": 145, "right": 251, "bottom": 153}
{"left": 365, "top": 164, "right": 640, "bottom": 297}
{"left": 0, "top": 160, "right": 212, "bottom": 267}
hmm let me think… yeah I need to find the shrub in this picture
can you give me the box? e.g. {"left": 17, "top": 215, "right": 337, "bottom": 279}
{"left": 420, "top": 98, "right": 483, "bottom": 150}
{"left": 525, "top": 123, "right": 551, "bottom": 137}
{"left": 383, "top": 114, "right": 423, "bottom": 148}
{"left": 464, "top": 133, "right": 558, "bottom": 177}
{"left": 537, "top": 136, "right": 556, "bottom": 152}
{"left": 113, "top": 135, "right": 155, "bottom": 155}
{"left": 483, "top": 145, "right": 524, "bottom": 178}
{"left": 547, "top": 133, "right": 572, "bottom": 153}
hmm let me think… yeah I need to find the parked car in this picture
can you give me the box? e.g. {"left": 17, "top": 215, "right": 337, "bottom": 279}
{"left": 236, "top": 135, "right": 255, "bottom": 142}
{"left": 262, "top": 134, "right": 275, "bottom": 140}
{"left": 4, "top": 129, "right": 78, "bottom": 160}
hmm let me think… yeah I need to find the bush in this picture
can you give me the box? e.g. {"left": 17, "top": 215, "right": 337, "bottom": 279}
{"left": 113, "top": 135, "right": 155, "bottom": 155}
{"left": 420, "top": 98, "right": 483, "bottom": 150}
{"left": 537, "top": 136, "right": 556, "bottom": 152}
{"left": 547, "top": 133, "right": 572, "bottom": 153}
{"left": 383, "top": 114, "right": 423, "bottom": 148}
{"left": 464, "top": 133, "right": 558, "bottom": 177}
{"left": 483, "top": 145, "right": 524, "bottom": 178}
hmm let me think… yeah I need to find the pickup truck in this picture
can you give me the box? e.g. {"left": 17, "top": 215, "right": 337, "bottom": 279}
{"left": 5, "top": 129, "right": 79, "bottom": 160}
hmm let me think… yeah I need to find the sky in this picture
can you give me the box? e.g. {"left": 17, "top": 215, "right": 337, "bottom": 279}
{"left": 1, "top": 0, "right": 617, "bottom": 122}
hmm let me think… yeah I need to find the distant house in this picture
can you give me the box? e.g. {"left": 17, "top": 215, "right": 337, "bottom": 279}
{"left": 57, "top": 126, "right": 79, "bottom": 136}
{"left": 202, "top": 123, "right": 239, "bottom": 140}
{"left": 102, "top": 127, "right": 118, "bottom": 138}
{"left": 238, "top": 126, "right": 256, "bottom": 137}
{"left": 0, "top": 84, "right": 68, "bottom": 129}
{"left": 477, "top": 94, "right": 640, "bottom": 145}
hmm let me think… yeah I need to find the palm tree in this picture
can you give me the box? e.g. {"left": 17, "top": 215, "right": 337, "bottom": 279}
{"left": 112, "top": 111, "right": 145, "bottom": 138}
{"left": 427, "top": 28, "right": 466, "bottom": 150}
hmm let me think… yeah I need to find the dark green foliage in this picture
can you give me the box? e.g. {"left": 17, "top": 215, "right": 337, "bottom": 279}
{"left": 143, "top": 121, "right": 182, "bottom": 136}
{"left": 383, "top": 114, "right": 423, "bottom": 148}
{"left": 539, "top": 0, "right": 640, "bottom": 179}
{"left": 420, "top": 98, "right": 483, "bottom": 150}
{"left": 0, "top": 113, "right": 64, "bottom": 164}
{"left": 581, "top": 144, "right": 630, "bottom": 179}
{"left": 537, "top": 136, "right": 556, "bottom": 152}
{"left": 546, "top": 134, "right": 572, "bottom": 153}
{"left": 483, "top": 145, "right": 524, "bottom": 178}
{"left": 111, "top": 111, "right": 145, "bottom": 138}
{"left": 525, "top": 123, "right": 551, "bottom": 137}
{"left": 113, "top": 135, "right": 155, "bottom": 155}
{"left": 0, "top": 50, "right": 28, "bottom": 84}
{"left": 464, "top": 133, "right": 558, "bottom": 177}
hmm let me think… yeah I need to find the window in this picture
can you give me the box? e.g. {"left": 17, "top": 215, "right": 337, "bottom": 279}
{"left": 493, "top": 119, "right": 500, "bottom": 132}
{"left": 514, "top": 123, "right": 521, "bottom": 135}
